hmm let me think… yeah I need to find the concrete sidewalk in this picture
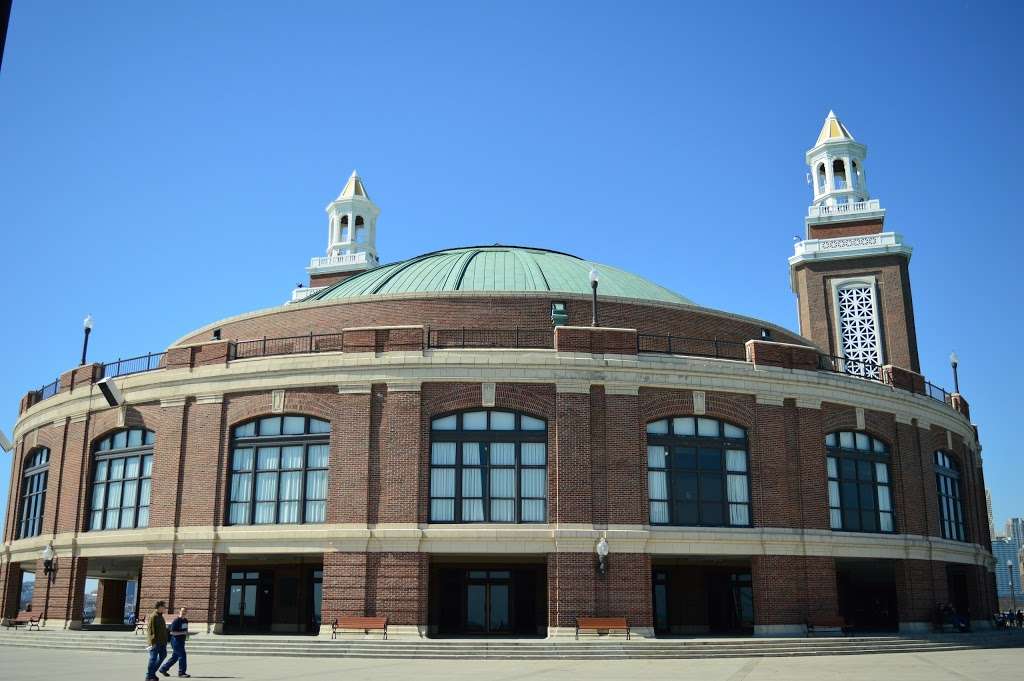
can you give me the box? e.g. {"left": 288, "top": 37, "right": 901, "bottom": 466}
{"left": 2, "top": 644, "right": 1022, "bottom": 680}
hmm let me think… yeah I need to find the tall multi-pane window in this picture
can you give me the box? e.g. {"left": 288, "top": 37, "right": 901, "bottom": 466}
{"left": 90, "top": 429, "right": 154, "bottom": 531}
{"left": 228, "top": 415, "right": 330, "bottom": 525}
{"left": 18, "top": 448, "right": 49, "bottom": 539}
{"left": 935, "top": 451, "right": 966, "bottom": 541}
{"left": 826, "top": 431, "right": 893, "bottom": 533}
{"left": 429, "top": 410, "right": 547, "bottom": 523}
{"left": 646, "top": 417, "right": 750, "bottom": 527}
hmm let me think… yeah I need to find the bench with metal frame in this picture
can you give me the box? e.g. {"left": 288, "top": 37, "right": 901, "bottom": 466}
{"left": 3, "top": 611, "right": 41, "bottom": 631}
{"left": 575, "top": 616, "right": 630, "bottom": 640}
{"left": 332, "top": 615, "right": 388, "bottom": 640}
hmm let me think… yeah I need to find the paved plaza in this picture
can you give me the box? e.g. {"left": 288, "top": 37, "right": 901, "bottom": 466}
{"left": 2, "top": 645, "right": 1023, "bottom": 681}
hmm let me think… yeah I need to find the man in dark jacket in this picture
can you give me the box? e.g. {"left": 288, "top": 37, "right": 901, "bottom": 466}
{"left": 145, "top": 601, "right": 169, "bottom": 681}
{"left": 159, "top": 606, "right": 191, "bottom": 678}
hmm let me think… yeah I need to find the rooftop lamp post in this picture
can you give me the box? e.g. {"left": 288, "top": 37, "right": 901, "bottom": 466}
{"left": 950, "top": 351, "right": 960, "bottom": 394}
{"left": 589, "top": 268, "right": 600, "bottom": 327}
{"left": 81, "top": 314, "right": 94, "bottom": 366}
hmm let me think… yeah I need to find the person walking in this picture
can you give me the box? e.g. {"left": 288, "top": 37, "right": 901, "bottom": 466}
{"left": 159, "top": 607, "right": 191, "bottom": 678}
{"left": 145, "top": 601, "right": 169, "bottom": 681}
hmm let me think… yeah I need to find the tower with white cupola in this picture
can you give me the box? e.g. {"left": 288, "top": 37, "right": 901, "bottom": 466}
{"left": 790, "top": 112, "right": 920, "bottom": 376}
{"left": 292, "top": 171, "right": 381, "bottom": 301}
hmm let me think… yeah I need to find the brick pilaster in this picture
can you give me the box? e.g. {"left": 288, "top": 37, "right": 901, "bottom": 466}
{"left": 553, "top": 390, "right": 592, "bottom": 524}
{"left": 752, "top": 555, "right": 838, "bottom": 635}
{"left": 32, "top": 555, "right": 88, "bottom": 628}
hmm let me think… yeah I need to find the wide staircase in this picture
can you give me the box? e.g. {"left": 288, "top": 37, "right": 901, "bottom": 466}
{"left": 1, "top": 628, "right": 1023, "bottom": 659}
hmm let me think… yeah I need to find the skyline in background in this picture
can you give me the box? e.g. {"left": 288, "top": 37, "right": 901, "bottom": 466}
{"left": 1, "top": 1, "right": 1022, "bottom": 527}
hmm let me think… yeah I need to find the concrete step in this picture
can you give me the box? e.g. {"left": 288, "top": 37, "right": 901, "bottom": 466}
{"left": 0, "top": 634, "right": 1005, "bottom": 660}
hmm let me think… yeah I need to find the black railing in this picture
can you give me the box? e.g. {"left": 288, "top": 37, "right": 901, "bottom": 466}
{"left": 925, "top": 381, "right": 952, "bottom": 404}
{"left": 636, "top": 334, "right": 747, "bottom": 360}
{"left": 819, "top": 353, "right": 954, "bottom": 405}
{"left": 427, "top": 328, "right": 554, "bottom": 350}
{"left": 38, "top": 378, "right": 60, "bottom": 400}
{"left": 817, "top": 354, "right": 884, "bottom": 381}
{"left": 20, "top": 330, "right": 960, "bottom": 414}
{"left": 101, "top": 352, "right": 167, "bottom": 379}
{"left": 232, "top": 332, "right": 346, "bottom": 359}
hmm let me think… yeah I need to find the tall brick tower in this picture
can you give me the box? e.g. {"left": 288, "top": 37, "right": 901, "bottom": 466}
{"left": 291, "top": 170, "right": 381, "bottom": 302}
{"left": 789, "top": 112, "right": 919, "bottom": 376}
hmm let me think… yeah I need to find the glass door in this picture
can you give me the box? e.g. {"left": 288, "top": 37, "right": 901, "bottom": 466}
{"left": 225, "top": 571, "right": 261, "bottom": 632}
{"left": 464, "top": 570, "right": 512, "bottom": 635}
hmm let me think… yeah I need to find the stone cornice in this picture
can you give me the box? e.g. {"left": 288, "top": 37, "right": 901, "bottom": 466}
{"left": 2, "top": 524, "right": 992, "bottom": 570}
{"left": 12, "top": 348, "right": 974, "bottom": 447}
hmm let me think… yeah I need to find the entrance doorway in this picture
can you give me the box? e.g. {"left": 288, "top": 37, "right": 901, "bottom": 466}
{"left": 651, "top": 560, "right": 754, "bottom": 636}
{"left": 946, "top": 566, "right": 971, "bottom": 620}
{"left": 429, "top": 562, "right": 545, "bottom": 637}
{"left": 836, "top": 559, "right": 898, "bottom": 631}
{"left": 223, "top": 562, "right": 322, "bottom": 634}
{"left": 225, "top": 570, "right": 270, "bottom": 633}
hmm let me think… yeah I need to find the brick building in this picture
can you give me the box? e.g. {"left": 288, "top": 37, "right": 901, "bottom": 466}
{"left": 1, "top": 113, "right": 996, "bottom": 638}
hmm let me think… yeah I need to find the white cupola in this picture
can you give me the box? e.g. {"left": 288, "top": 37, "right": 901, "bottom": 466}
{"left": 323, "top": 170, "right": 380, "bottom": 265}
{"left": 807, "top": 111, "right": 871, "bottom": 208}
{"left": 290, "top": 170, "right": 382, "bottom": 302}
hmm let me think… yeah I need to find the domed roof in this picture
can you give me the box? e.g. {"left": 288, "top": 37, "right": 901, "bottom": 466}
{"left": 306, "top": 245, "right": 692, "bottom": 305}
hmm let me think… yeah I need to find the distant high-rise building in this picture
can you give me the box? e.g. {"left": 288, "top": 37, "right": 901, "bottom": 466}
{"left": 1006, "top": 517, "right": 1024, "bottom": 546}
{"left": 993, "top": 537, "right": 1021, "bottom": 609}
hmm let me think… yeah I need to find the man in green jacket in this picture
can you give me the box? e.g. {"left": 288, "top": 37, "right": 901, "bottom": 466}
{"left": 145, "top": 601, "right": 169, "bottom": 681}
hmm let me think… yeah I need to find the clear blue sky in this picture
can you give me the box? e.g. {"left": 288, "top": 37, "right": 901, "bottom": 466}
{"left": 1, "top": 1, "right": 1021, "bottom": 530}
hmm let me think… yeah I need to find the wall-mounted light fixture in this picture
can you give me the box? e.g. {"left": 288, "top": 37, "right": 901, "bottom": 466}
{"left": 42, "top": 543, "right": 56, "bottom": 581}
{"left": 595, "top": 536, "right": 609, "bottom": 577}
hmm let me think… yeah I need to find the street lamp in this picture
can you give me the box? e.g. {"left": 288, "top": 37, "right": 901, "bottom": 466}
{"left": 42, "top": 543, "right": 56, "bottom": 581}
{"left": 81, "top": 314, "right": 94, "bottom": 366}
{"left": 589, "top": 268, "right": 600, "bottom": 327}
{"left": 1010, "top": 560, "right": 1018, "bottom": 612}
{"left": 949, "top": 351, "right": 960, "bottom": 394}
{"left": 595, "top": 536, "right": 609, "bottom": 576}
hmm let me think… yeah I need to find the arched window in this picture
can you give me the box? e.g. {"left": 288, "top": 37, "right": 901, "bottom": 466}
{"left": 354, "top": 216, "right": 366, "bottom": 244}
{"left": 826, "top": 431, "right": 893, "bottom": 533}
{"left": 817, "top": 163, "right": 827, "bottom": 192}
{"left": 832, "top": 159, "right": 847, "bottom": 190}
{"left": 339, "top": 215, "right": 349, "bottom": 242}
{"left": 90, "top": 429, "right": 154, "bottom": 531}
{"left": 850, "top": 160, "right": 859, "bottom": 190}
{"left": 646, "top": 417, "right": 750, "bottom": 527}
{"left": 429, "top": 410, "right": 547, "bottom": 523}
{"left": 18, "top": 448, "right": 49, "bottom": 539}
{"left": 228, "top": 415, "right": 330, "bottom": 526}
{"left": 935, "top": 451, "right": 966, "bottom": 541}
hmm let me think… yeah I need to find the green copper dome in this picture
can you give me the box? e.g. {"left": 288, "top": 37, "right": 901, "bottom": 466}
{"left": 306, "top": 245, "right": 692, "bottom": 305}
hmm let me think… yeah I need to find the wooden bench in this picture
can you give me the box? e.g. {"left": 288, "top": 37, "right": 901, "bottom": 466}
{"left": 3, "top": 611, "right": 41, "bottom": 631}
{"left": 575, "top": 616, "right": 630, "bottom": 640}
{"left": 805, "top": 616, "right": 849, "bottom": 637}
{"left": 332, "top": 615, "right": 388, "bottom": 640}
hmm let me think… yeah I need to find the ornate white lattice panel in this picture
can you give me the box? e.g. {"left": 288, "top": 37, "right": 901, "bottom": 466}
{"left": 836, "top": 283, "right": 882, "bottom": 379}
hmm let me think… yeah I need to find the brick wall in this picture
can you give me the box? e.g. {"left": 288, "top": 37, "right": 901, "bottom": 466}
{"left": 547, "top": 552, "right": 651, "bottom": 629}
{"left": 753, "top": 555, "right": 839, "bottom": 626}
{"left": 792, "top": 253, "right": 920, "bottom": 373}
{"left": 807, "top": 218, "right": 884, "bottom": 240}
{"left": 31, "top": 555, "right": 87, "bottom": 626}
{"left": 175, "top": 295, "right": 808, "bottom": 349}
{"left": 4, "top": 380, "right": 994, "bottom": 634}
{"left": 0, "top": 561, "right": 22, "bottom": 618}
